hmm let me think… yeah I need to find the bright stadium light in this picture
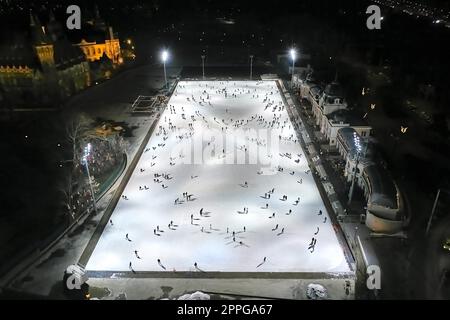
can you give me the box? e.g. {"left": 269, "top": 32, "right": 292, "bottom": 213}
{"left": 161, "top": 50, "right": 169, "bottom": 62}
{"left": 81, "top": 143, "right": 98, "bottom": 215}
{"left": 290, "top": 48, "right": 297, "bottom": 86}
{"left": 161, "top": 50, "right": 169, "bottom": 89}
{"left": 290, "top": 48, "right": 296, "bottom": 61}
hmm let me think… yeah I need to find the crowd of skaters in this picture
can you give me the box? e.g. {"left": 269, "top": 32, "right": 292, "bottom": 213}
{"left": 108, "top": 81, "right": 333, "bottom": 272}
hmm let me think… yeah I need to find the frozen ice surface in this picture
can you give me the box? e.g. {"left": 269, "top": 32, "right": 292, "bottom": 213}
{"left": 86, "top": 81, "right": 351, "bottom": 273}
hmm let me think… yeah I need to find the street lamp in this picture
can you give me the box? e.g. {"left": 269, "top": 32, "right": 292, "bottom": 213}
{"left": 81, "top": 143, "right": 98, "bottom": 215}
{"left": 249, "top": 55, "right": 254, "bottom": 80}
{"left": 290, "top": 48, "right": 296, "bottom": 86}
{"left": 161, "top": 50, "right": 169, "bottom": 89}
{"left": 201, "top": 55, "right": 206, "bottom": 80}
{"left": 348, "top": 132, "right": 368, "bottom": 205}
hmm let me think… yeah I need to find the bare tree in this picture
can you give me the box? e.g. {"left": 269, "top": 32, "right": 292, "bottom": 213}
{"left": 60, "top": 171, "right": 76, "bottom": 222}
{"left": 108, "top": 134, "right": 129, "bottom": 155}
{"left": 66, "top": 113, "right": 93, "bottom": 165}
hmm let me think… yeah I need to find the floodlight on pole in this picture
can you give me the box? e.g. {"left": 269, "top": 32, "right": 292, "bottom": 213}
{"left": 290, "top": 48, "right": 297, "bottom": 85}
{"left": 290, "top": 49, "right": 296, "bottom": 61}
{"left": 81, "top": 143, "right": 98, "bottom": 215}
{"left": 162, "top": 50, "right": 168, "bottom": 62}
{"left": 161, "top": 50, "right": 169, "bottom": 89}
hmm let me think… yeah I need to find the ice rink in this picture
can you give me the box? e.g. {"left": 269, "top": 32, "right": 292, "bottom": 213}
{"left": 85, "top": 80, "right": 351, "bottom": 274}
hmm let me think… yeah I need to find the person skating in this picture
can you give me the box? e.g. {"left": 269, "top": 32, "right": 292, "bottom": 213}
{"left": 158, "top": 259, "right": 166, "bottom": 270}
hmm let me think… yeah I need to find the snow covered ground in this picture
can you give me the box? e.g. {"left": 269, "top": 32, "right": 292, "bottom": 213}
{"left": 85, "top": 80, "right": 351, "bottom": 274}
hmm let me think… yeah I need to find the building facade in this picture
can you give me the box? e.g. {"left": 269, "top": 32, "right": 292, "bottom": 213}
{"left": 336, "top": 127, "right": 405, "bottom": 233}
{"left": 0, "top": 8, "right": 123, "bottom": 107}
{"left": 0, "top": 13, "right": 90, "bottom": 106}
{"left": 73, "top": 7, "right": 123, "bottom": 66}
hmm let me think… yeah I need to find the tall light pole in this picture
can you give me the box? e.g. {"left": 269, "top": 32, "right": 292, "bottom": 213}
{"left": 201, "top": 55, "right": 206, "bottom": 80}
{"left": 348, "top": 132, "right": 367, "bottom": 205}
{"left": 161, "top": 50, "right": 168, "bottom": 90}
{"left": 348, "top": 152, "right": 361, "bottom": 206}
{"left": 249, "top": 55, "right": 254, "bottom": 80}
{"left": 290, "top": 49, "right": 296, "bottom": 87}
{"left": 81, "top": 143, "right": 98, "bottom": 215}
{"left": 426, "top": 189, "right": 450, "bottom": 236}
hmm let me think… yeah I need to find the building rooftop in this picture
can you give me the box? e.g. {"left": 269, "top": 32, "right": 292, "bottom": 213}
{"left": 327, "top": 109, "right": 369, "bottom": 127}
{"left": 309, "top": 85, "right": 323, "bottom": 99}
{"left": 363, "top": 164, "right": 399, "bottom": 210}
{"left": 323, "top": 81, "right": 344, "bottom": 97}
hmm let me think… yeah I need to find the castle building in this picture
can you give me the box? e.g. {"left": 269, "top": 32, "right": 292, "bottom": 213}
{"left": 0, "top": 8, "right": 123, "bottom": 107}
{"left": 0, "top": 12, "right": 90, "bottom": 106}
{"left": 72, "top": 6, "right": 123, "bottom": 65}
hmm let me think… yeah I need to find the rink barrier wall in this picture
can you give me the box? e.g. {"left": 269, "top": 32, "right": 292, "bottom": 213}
{"left": 86, "top": 270, "right": 355, "bottom": 280}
